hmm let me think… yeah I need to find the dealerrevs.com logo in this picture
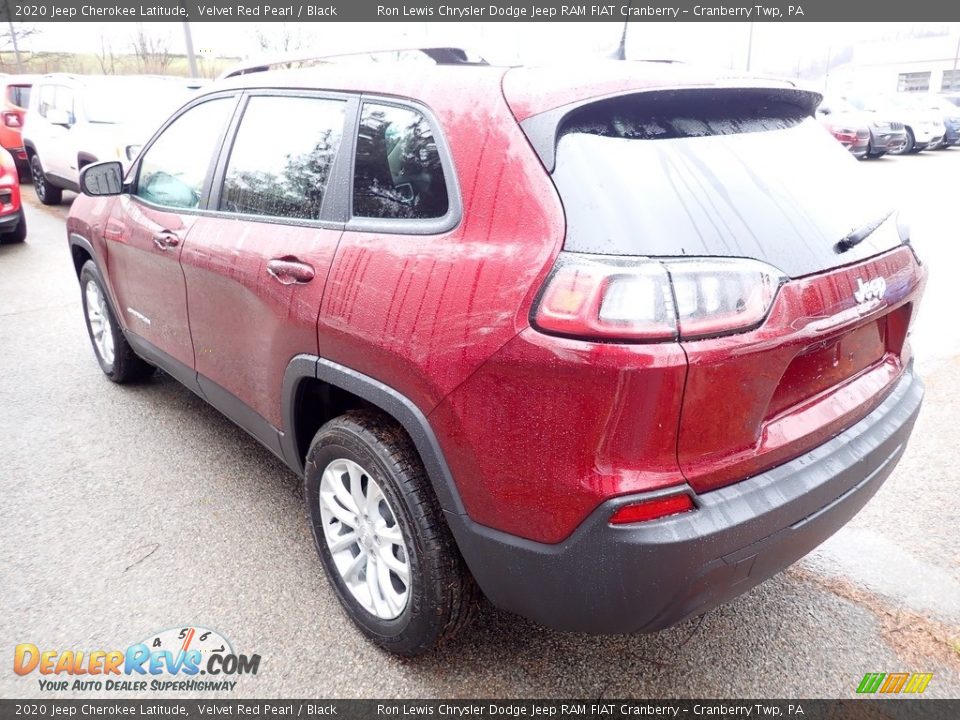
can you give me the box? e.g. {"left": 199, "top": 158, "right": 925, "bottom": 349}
{"left": 14, "top": 626, "right": 260, "bottom": 692}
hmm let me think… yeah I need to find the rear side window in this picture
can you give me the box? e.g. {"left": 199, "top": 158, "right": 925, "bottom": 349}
{"left": 551, "top": 91, "right": 900, "bottom": 278}
{"left": 136, "top": 98, "right": 234, "bottom": 210}
{"left": 352, "top": 103, "right": 448, "bottom": 220}
{"left": 220, "top": 95, "right": 345, "bottom": 220}
{"left": 7, "top": 85, "right": 30, "bottom": 109}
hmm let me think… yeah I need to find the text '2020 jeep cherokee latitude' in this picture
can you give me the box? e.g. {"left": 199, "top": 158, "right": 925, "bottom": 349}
{"left": 67, "top": 56, "right": 926, "bottom": 656}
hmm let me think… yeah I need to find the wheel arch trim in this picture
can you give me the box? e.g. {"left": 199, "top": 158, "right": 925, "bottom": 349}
{"left": 281, "top": 354, "right": 466, "bottom": 516}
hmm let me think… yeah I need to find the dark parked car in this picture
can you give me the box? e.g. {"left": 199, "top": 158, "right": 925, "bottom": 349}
{"left": 66, "top": 57, "right": 926, "bottom": 655}
{"left": 822, "top": 95, "right": 907, "bottom": 157}
{"left": 816, "top": 96, "right": 873, "bottom": 158}
{"left": 844, "top": 92, "right": 944, "bottom": 153}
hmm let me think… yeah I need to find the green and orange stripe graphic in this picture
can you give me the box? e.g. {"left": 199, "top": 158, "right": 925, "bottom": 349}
{"left": 857, "top": 672, "right": 933, "bottom": 694}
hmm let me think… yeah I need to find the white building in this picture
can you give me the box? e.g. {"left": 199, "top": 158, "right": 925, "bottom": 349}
{"left": 828, "top": 33, "right": 960, "bottom": 94}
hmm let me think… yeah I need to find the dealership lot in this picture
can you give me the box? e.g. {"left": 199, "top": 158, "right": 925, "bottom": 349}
{"left": 1, "top": 150, "right": 958, "bottom": 698}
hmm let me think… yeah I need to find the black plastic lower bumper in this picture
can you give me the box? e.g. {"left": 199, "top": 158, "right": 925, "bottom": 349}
{"left": 0, "top": 209, "right": 21, "bottom": 231}
{"left": 448, "top": 366, "right": 923, "bottom": 633}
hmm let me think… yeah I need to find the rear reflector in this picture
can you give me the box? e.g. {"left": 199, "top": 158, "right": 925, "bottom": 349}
{"left": 609, "top": 494, "right": 695, "bottom": 525}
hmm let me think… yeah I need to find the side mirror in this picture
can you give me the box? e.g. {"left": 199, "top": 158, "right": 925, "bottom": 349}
{"left": 47, "top": 108, "right": 73, "bottom": 127}
{"left": 820, "top": 106, "right": 831, "bottom": 115}
{"left": 124, "top": 145, "right": 142, "bottom": 162}
{"left": 79, "top": 161, "right": 124, "bottom": 197}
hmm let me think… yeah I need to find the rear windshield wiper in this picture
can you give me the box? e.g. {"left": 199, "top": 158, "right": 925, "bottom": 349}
{"left": 836, "top": 210, "right": 894, "bottom": 253}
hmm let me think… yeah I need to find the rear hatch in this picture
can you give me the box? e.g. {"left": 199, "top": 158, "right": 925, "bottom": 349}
{"left": 514, "top": 80, "right": 925, "bottom": 493}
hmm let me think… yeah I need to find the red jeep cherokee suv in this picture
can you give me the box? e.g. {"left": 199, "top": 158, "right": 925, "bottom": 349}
{"left": 67, "top": 56, "right": 926, "bottom": 655}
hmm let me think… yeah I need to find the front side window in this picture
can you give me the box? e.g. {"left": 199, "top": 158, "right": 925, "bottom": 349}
{"left": 135, "top": 98, "right": 234, "bottom": 210}
{"left": 37, "top": 85, "right": 54, "bottom": 118}
{"left": 352, "top": 103, "right": 448, "bottom": 220}
{"left": 54, "top": 86, "right": 74, "bottom": 123}
{"left": 220, "top": 95, "right": 345, "bottom": 220}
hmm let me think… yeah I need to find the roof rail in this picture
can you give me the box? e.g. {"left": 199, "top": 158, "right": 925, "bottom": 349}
{"left": 219, "top": 46, "right": 487, "bottom": 80}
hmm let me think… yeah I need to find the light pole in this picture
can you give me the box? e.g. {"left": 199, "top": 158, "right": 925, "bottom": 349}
{"left": 614, "top": 1, "right": 632, "bottom": 60}
{"left": 746, "top": 22, "right": 754, "bottom": 71}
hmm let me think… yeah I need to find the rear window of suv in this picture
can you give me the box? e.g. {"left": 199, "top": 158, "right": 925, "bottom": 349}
{"left": 551, "top": 90, "right": 901, "bottom": 278}
{"left": 7, "top": 84, "right": 30, "bottom": 109}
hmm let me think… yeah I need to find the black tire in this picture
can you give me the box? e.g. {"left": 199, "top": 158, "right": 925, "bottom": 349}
{"left": 865, "top": 140, "right": 885, "bottom": 159}
{"left": 79, "top": 260, "right": 154, "bottom": 383}
{"left": 902, "top": 128, "right": 916, "bottom": 154}
{"left": 304, "top": 410, "right": 478, "bottom": 656}
{"left": 30, "top": 153, "right": 63, "bottom": 205}
{"left": 0, "top": 209, "right": 26, "bottom": 244}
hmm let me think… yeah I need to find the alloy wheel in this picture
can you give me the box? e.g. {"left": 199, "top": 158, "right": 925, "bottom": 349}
{"left": 84, "top": 279, "right": 115, "bottom": 366}
{"left": 31, "top": 157, "right": 45, "bottom": 202}
{"left": 318, "top": 458, "right": 410, "bottom": 620}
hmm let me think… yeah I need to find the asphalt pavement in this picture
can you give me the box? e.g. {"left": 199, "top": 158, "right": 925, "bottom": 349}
{"left": 1, "top": 149, "right": 958, "bottom": 699}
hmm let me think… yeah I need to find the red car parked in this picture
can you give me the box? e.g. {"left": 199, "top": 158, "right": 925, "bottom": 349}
{"left": 0, "top": 75, "right": 34, "bottom": 178}
{"left": 66, "top": 56, "right": 925, "bottom": 655}
{"left": 0, "top": 147, "right": 26, "bottom": 244}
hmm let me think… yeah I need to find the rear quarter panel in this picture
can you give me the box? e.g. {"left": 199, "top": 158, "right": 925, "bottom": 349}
{"left": 318, "top": 75, "right": 565, "bottom": 414}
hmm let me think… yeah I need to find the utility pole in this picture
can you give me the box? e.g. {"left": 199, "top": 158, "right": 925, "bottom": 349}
{"left": 746, "top": 22, "right": 754, "bottom": 71}
{"left": 614, "top": 1, "right": 632, "bottom": 60}
{"left": 824, "top": 44, "right": 832, "bottom": 92}
{"left": 182, "top": 21, "right": 198, "bottom": 78}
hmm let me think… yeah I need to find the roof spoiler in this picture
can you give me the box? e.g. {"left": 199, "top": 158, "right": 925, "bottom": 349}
{"left": 521, "top": 85, "right": 822, "bottom": 173}
{"left": 219, "top": 46, "right": 487, "bottom": 80}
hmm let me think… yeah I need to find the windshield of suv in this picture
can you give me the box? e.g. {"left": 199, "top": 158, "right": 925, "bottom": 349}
{"left": 84, "top": 79, "right": 193, "bottom": 124}
{"left": 552, "top": 91, "right": 900, "bottom": 278}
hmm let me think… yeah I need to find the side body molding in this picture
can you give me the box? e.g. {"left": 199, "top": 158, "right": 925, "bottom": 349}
{"left": 280, "top": 354, "right": 467, "bottom": 516}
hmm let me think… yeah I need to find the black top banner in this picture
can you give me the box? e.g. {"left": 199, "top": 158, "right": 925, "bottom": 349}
{"left": 1, "top": 0, "right": 959, "bottom": 22}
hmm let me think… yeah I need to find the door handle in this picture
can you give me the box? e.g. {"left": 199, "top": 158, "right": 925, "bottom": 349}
{"left": 153, "top": 231, "right": 181, "bottom": 251}
{"left": 267, "top": 258, "right": 315, "bottom": 285}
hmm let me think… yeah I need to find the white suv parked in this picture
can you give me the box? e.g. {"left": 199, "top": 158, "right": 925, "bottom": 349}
{"left": 22, "top": 74, "right": 200, "bottom": 205}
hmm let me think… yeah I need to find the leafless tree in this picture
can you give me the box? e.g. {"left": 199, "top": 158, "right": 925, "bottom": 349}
{"left": 131, "top": 26, "right": 173, "bottom": 74}
{"left": 96, "top": 35, "right": 118, "bottom": 75}
{"left": 254, "top": 24, "right": 307, "bottom": 55}
{"left": 0, "top": 23, "right": 40, "bottom": 72}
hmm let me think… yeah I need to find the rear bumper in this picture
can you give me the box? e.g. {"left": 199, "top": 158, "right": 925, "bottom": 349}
{"left": 450, "top": 365, "right": 923, "bottom": 633}
{"left": 0, "top": 207, "right": 21, "bottom": 229}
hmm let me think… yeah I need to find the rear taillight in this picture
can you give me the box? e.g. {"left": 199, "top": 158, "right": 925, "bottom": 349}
{"left": 533, "top": 253, "right": 784, "bottom": 342}
{"left": 609, "top": 494, "right": 695, "bottom": 525}
{"left": 2, "top": 111, "right": 22, "bottom": 128}
{"left": 830, "top": 127, "right": 859, "bottom": 145}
